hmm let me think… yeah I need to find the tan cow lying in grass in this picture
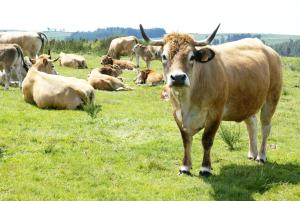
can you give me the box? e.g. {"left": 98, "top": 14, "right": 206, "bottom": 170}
{"left": 22, "top": 55, "right": 95, "bottom": 109}
{"left": 59, "top": 52, "right": 88, "bottom": 69}
{"left": 134, "top": 69, "right": 163, "bottom": 86}
{"left": 101, "top": 55, "right": 136, "bottom": 70}
{"left": 88, "top": 67, "right": 131, "bottom": 91}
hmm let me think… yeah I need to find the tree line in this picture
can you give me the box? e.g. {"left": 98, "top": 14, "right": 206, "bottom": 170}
{"left": 68, "top": 27, "right": 166, "bottom": 40}
{"left": 271, "top": 40, "right": 300, "bottom": 57}
{"left": 47, "top": 33, "right": 300, "bottom": 57}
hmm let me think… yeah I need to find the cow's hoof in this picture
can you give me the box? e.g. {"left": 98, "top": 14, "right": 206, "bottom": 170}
{"left": 178, "top": 170, "right": 192, "bottom": 176}
{"left": 256, "top": 155, "right": 267, "bottom": 163}
{"left": 248, "top": 156, "right": 255, "bottom": 160}
{"left": 256, "top": 158, "right": 267, "bottom": 164}
{"left": 199, "top": 170, "right": 212, "bottom": 177}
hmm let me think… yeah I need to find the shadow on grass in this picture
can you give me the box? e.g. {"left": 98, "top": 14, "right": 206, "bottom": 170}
{"left": 203, "top": 162, "right": 300, "bottom": 201}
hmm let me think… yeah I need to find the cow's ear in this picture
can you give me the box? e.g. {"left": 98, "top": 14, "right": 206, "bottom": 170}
{"left": 193, "top": 48, "right": 215, "bottom": 63}
{"left": 43, "top": 58, "right": 48, "bottom": 65}
{"left": 30, "top": 58, "right": 36, "bottom": 64}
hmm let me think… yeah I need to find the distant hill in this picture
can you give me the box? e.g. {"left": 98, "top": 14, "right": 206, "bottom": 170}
{"left": 68, "top": 27, "right": 166, "bottom": 40}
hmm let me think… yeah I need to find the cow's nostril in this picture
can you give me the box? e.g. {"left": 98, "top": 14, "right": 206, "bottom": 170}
{"left": 180, "top": 74, "right": 186, "bottom": 80}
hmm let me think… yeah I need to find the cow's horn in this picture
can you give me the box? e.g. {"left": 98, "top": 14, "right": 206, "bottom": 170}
{"left": 195, "top": 24, "right": 221, "bottom": 46}
{"left": 52, "top": 57, "right": 60, "bottom": 62}
{"left": 139, "top": 24, "right": 164, "bottom": 46}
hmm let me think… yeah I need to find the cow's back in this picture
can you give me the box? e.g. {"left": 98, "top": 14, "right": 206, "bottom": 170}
{"left": 0, "top": 32, "right": 41, "bottom": 57}
{"left": 214, "top": 38, "right": 282, "bottom": 121}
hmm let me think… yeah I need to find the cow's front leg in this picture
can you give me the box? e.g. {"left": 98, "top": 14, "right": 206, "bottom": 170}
{"left": 179, "top": 129, "right": 193, "bottom": 175}
{"left": 173, "top": 110, "right": 193, "bottom": 176}
{"left": 200, "top": 119, "right": 220, "bottom": 177}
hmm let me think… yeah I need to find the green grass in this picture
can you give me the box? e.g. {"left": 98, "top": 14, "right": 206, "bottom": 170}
{"left": 0, "top": 55, "right": 299, "bottom": 201}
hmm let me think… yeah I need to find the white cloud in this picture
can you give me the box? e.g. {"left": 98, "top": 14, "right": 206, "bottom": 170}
{"left": 1, "top": 0, "right": 300, "bottom": 34}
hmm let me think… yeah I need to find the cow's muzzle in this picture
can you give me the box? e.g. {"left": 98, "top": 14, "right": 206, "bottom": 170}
{"left": 168, "top": 73, "right": 190, "bottom": 87}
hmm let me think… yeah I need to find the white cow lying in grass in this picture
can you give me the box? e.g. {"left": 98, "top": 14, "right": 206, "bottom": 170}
{"left": 22, "top": 54, "right": 94, "bottom": 109}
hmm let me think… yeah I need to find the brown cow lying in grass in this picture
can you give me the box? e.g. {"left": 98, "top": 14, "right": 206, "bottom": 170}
{"left": 88, "top": 67, "right": 131, "bottom": 91}
{"left": 101, "top": 55, "right": 136, "bottom": 70}
{"left": 134, "top": 69, "right": 164, "bottom": 86}
{"left": 98, "top": 64, "right": 122, "bottom": 77}
{"left": 22, "top": 55, "right": 95, "bottom": 109}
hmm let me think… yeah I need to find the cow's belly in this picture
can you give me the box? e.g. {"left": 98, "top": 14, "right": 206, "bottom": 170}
{"left": 33, "top": 84, "right": 81, "bottom": 109}
{"left": 222, "top": 97, "right": 266, "bottom": 122}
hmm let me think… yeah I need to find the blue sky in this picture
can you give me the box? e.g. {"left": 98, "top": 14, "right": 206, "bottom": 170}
{"left": 1, "top": 0, "right": 299, "bottom": 34}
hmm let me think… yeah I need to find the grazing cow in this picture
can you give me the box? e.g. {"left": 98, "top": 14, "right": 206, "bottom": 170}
{"left": 99, "top": 64, "right": 122, "bottom": 77}
{"left": 132, "top": 44, "right": 162, "bottom": 68}
{"left": 0, "top": 32, "right": 48, "bottom": 58}
{"left": 134, "top": 69, "right": 163, "bottom": 86}
{"left": 107, "top": 36, "right": 138, "bottom": 60}
{"left": 0, "top": 44, "right": 28, "bottom": 89}
{"left": 101, "top": 55, "right": 136, "bottom": 70}
{"left": 59, "top": 52, "right": 88, "bottom": 69}
{"left": 88, "top": 68, "right": 131, "bottom": 91}
{"left": 22, "top": 56, "right": 94, "bottom": 109}
{"left": 140, "top": 24, "right": 282, "bottom": 176}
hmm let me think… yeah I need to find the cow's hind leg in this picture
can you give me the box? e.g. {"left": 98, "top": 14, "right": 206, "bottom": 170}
{"left": 257, "top": 94, "right": 280, "bottom": 163}
{"left": 4, "top": 67, "right": 11, "bottom": 90}
{"left": 244, "top": 115, "right": 258, "bottom": 160}
{"left": 146, "top": 61, "right": 150, "bottom": 68}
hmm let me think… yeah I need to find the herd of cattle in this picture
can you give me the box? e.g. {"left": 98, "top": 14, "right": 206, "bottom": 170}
{"left": 0, "top": 32, "right": 165, "bottom": 100}
{"left": 0, "top": 24, "right": 283, "bottom": 177}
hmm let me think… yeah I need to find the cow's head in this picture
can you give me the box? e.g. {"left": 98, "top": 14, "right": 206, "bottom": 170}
{"left": 30, "top": 54, "right": 59, "bottom": 75}
{"left": 139, "top": 24, "right": 220, "bottom": 89}
{"left": 134, "top": 69, "right": 152, "bottom": 84}
{"left": 101, "top": 55, "right": 114, "bottom": 65}
{"left": 100, "top": 64, "right": 122, "bottom": 77}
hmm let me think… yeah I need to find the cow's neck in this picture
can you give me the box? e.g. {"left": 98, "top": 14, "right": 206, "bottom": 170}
{"left": 171, "top": 86, "right": 207, "bottom": 134}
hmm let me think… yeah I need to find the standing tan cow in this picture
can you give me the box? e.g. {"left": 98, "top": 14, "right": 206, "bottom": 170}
{"left": 22, "top": 55, "right": 94, "bottom": 109}
{"left": 0, "top": 32, "right": 48, "bottom": 58}
{"left": 0, "top": 44, "right": 28, "bottom": 89}
{"left": 132, "top": 44, "right": 162, "bottom": 68}
{"left": 107, "top": 36, "right": 138, "bottom": 60}
{"left": 140, "top": 24, "right": 282, "bottom": 176}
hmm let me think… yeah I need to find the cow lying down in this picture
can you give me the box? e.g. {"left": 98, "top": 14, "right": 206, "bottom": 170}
{"left": 101, "top": 55, "right": 136, "bottom": 70}
{"left": 22, "top": 55, "right": 94, "bottom": 109}
{"left": 59, "top": 52, "right": 87, "bottom": 69}
{"left": 88, "top": 67, "right": 132, "bottom": 91}
{"left": 134, "top": 69, "right": 164, "bottom": 86}
{"left": 98, "top": 64, "right": 122, "bottom": 77}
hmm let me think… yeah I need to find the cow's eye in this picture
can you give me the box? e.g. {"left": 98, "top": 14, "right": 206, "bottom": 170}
{"left": 188, "top": 52, "right": 195, "bottom": 65}
{"left": 162, "top": 54, "right": 168, "bottom": 63}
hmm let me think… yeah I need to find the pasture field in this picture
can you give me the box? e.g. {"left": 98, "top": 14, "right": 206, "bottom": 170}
{"left": 0, "top": 54, "right": 299, "bottom": 201}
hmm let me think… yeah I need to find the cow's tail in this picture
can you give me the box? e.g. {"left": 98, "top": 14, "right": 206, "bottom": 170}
{"left": 37, "top": 32, "right": 48, "bottom": 54}
{"left": 14, "top": 45, "right": 29, "bottom": 72}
